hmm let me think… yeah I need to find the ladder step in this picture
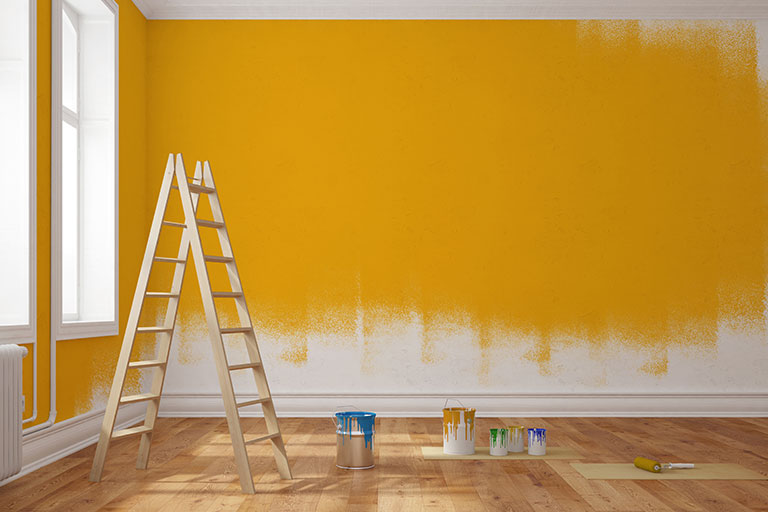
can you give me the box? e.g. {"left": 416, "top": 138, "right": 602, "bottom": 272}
{"left": 245, "top": 432, "right": 280, "bottom": 446}
{"left": 171, "top": 183, "right": 215, "bottom": 194}
{"left": 137, "top": 327, "right": 173, "bottom": 333}
{"left": 196, "top": 219, "right": 225, "bottom": 229}
{"left": 145, "top": 292, "right": 180, "bottom": 298}
{"left": 220, "top": 327, "right": 252, "bottom": 334}
{"left": 154, "top": 256, "right": 186, "bottom": 264}
{"left": 128, "top": 360, "right": 166, "bottom": 369}
{"left": 162, "top": 220, "right": 186, "bottom": 228}
{"left": 237, "top": 397, "right": 270, "bottom": 408}
{"left": 204, "top": 255, "right": 234, "bottom": 263}
{"left": 212, "top": 291, "right": 244, "bottom": 298}
{"left": 228, "top": 362, "right": 262, "bottom": 371}
{"left": 188, "top": 183, "right": 215, "bottom": 194}
{"left": 120, "top": 393, "right": 160, "bottom": 404}
{"left": 112, "top": 425, "right": 152, "bottom": 439}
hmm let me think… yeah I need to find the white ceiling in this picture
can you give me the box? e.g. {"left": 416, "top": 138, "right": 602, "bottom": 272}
{"left": 132, "top": 0, "right": 768, "bottom": 20}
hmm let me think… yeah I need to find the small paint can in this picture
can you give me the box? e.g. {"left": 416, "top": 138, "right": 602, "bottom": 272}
{"left": 507, "top": 425, "right": 525, "bottom": 453}
{"left": 442, "top": 399, "right": 476, "bottom": 455}
{"left": 489, "top": 428, "right": 509, "bottom": 456}
{"left": 335, "top": 409, "right": 376, "bottom": 469}
{"left": 528, "top": 428, "right": 546, "bottom": 456}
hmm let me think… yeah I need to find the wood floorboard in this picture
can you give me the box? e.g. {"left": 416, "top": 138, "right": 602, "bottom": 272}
{"left": 2, "top": 417, "right": 766, "bottom": 511}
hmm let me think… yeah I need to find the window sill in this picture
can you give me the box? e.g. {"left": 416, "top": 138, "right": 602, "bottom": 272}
{"left": 56, "top": 320, "right": 118, "bottom": 341}
{"left": 0, "top": 325, "right": 36, "bottom": 344}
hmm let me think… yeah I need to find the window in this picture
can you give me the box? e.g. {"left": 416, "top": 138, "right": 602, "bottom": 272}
{"left": 0, "top": 0, "right": 36, "bottom": 342}
{"left": 52, "top": 0, "right": 118, "bottom": 339}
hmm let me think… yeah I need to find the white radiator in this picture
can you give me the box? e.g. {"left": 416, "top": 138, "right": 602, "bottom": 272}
{"left": 0, "top": 344, "right": 27, "bottom": 480}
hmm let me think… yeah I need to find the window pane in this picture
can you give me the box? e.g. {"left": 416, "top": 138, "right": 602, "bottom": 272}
{"left": 62, "top": 121, "right": 79, "bottom": 319}
{"left": 0, "top": 0, "right": 30, "bottom": 327}
{"left": 78, "top": 5, "right": 115, "bottom": 323}
{"left": 62, "top": 8, "right": 77, "bottom": 113}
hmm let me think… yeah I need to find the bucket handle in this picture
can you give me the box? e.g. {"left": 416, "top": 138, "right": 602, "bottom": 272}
{"left": 332, "top": 405, "right": 363, "bottom": 427}
{"left": 443, "top": 398, "right": 467, "bottom": 410}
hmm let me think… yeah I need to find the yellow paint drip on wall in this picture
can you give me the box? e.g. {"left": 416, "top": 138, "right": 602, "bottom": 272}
{"left": 146, "top": 20, "right": 768, "bottom": 377}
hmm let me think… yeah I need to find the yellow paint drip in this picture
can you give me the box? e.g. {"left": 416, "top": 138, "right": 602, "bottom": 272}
{"left": 443, "top": 407, "right": 476, "bottom": 440}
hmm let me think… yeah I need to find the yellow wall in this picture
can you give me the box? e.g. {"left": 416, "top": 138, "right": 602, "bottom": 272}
{"left": 146, "top": 20, "right": 767, "bottom": 381}
{"left": 29, "top": 17, "right": 768, "bottom": 423}
{"left": 26, "top": 0, "right": 148, "bottom": 425}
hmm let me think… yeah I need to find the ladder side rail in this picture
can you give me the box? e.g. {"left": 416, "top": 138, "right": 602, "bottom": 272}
{"left": 202, "top": 161, "right": 292, "bottom": 480}
{"left": 176, "top": 155, "right": 256, "bottom": 494}
{"left": 136, "top": 162, "right": 204, "bottom": 469}
{"left": 89, "top": 155, "right": 178, "bottom": 482}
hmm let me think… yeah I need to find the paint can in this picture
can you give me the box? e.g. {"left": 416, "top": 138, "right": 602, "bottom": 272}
{"left": 442, "top": 399, "right": 476, "bottom": 455}
{"left": 507, "top": 425, "right": 525, "bottom": 453}
{"left": 528, "top": 428, "right": 546, "bottom": 456}
{"left": 335, "top": 408, "right": 376, "bottom": 470}
{"left": 489, "top": 428, "right": 509, "bottom": 456}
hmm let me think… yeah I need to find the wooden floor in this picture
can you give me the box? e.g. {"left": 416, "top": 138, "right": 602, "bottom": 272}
{"left": 2, "top": 417, "right": 767, "bottom": 511}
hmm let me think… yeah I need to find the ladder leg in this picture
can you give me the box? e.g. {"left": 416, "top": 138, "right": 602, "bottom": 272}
{"left": 261, "top": 401, "right": 292, "bottom": 479}
{"left": 89, "top": 341, "right": 134, "bottom": 482}
{"left": 203, "top": 160, "right": 293, "bottom": 480}
{"left": 176, "top": 155, "right": 256, "bottom": 494}
{"left": 136, "top": 163, "right": 203, "bottom": 469}
{"left": 90, "top": 155, "right": 178, "bottom": 482}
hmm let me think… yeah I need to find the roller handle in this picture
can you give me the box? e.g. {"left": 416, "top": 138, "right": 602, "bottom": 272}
{"left": 666, "top": 463, "right": 695, "bottom": 469}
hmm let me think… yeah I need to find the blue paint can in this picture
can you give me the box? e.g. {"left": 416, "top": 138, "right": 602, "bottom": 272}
{"left": 334, "top": 410, "right": 376, "bottom": 469}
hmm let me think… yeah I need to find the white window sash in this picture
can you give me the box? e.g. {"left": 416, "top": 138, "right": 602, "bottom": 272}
{"left": 52, "top": 0, "right": 119, "bottom": 341}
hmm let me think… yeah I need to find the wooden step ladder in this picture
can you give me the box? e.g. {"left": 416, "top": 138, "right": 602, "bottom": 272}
{"left": 89, "top": 154, "right": 292, "bottom": 494}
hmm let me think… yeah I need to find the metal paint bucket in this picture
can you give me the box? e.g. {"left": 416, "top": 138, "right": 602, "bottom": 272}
{"left": 489, "top": 428, "right": 509, "bottom": 456}
{"left": 528, "top": 428, "right": 546, "bottom": 456}
{"left": 335, "top": 409, "right": 376, "bottom": 470}
{"left": 442, "top": 399, "right": 476, "bottom": 455}
{"left": 507, "top": 425, "right": 525, "bottom": 453}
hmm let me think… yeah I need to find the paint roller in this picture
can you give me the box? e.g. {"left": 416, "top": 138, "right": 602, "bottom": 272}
{"left": 634, "top": 456, "right": 695, "bottom": 473}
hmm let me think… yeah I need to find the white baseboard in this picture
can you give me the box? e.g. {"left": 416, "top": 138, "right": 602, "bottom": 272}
{"left": 158, "top": 392, "right": 768, "bottom": 418}
{"left": 0, "top": 403, "right": 144, "bottom": 487}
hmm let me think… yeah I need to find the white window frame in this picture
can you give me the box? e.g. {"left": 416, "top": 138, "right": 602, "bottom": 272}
{"left": 0, "top": 0, "right": 37, "bottom": 344}
{"left": 51, "top": 0, "right": 118, "bottom": 340}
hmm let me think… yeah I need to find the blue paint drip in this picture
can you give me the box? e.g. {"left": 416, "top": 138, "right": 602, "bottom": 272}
{"left": 528, "top": 428, "right": 546, "bottom": 445}
{"left": 335, "top": 411, "right": 376, "bottom": 449}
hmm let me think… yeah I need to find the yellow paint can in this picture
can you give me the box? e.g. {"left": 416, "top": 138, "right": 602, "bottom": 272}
{"left": 442, "top": 399, "right": 476, "bottom": 455}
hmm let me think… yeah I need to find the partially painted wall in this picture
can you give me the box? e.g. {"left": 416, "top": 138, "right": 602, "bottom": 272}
{"left": 143, "top": 20, "right": 768, "bottom": 401}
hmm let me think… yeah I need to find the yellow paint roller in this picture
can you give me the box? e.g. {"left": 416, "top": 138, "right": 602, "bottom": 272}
{"left": 634, "top": 456, "right": 695, "bottom": 473}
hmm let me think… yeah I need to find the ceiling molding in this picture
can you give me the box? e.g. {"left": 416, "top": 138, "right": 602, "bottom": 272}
{"left": 131, "top": 0, "right": 154, "bottom": 18}
{"left": 136, "top": 0, "right": 768, "bottom": 20}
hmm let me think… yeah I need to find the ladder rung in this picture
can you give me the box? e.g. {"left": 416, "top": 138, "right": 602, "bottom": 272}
{"left": 212, "top": 291, "right": 243, "bottom": 298}
{"left": 245, "top": 432, "right": 280, "bottom": 445}
{"left": 228, "top": 362, "right": 261, "bottom": 371}
{"left": 204, "top": 255, "right": 234, "bottom": 263}
{"left": 237, "top": 397, "right": 270, "bottom": 408}
{"left": 145, "top": 292, "right": 180, "bottom": 298}
{"left": 188, "top": 183, "right": 215, "bottom": 194}
{"left": 154, "top": 256, "right": 186, "bottom": 264}
{"left": 196, "top": 219, "right": 225, "bottom": 229}
{"left": 162, "top": 220, "right": 186, "bottom": 228}
{"left": 120, "top": 393, "right": 160, "bottom": 404}
{"left": 220, "top": 327, "right": 252, "bottom": 334}
{"left": 171, "top": 183, "right": 215, "bottom": 194}
{"left": 128, "top": 360, "right": 166, "bottom": 369}
{"left": 137, "top": 327, "right": 173, "bottom": 333}
{"left": 112, "top": 425, "right": 152, "bottom": 439}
